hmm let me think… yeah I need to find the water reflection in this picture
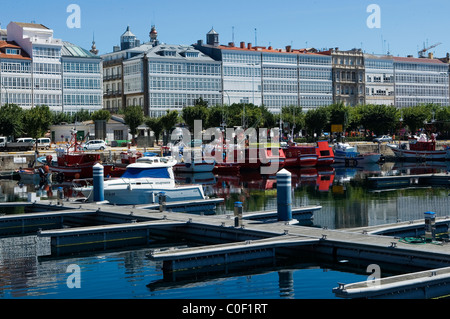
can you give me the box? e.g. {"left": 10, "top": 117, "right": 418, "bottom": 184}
{"left": 1, "top": 161, "right": 449, "bottom": 230}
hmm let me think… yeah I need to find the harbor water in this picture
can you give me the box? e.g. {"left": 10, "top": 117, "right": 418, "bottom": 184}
{"left": 0, "top": 161, "right": 449, "bottom": 299}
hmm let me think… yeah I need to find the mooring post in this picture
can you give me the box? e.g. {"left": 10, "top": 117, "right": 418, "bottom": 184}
{"left": 159, "top": 192, "right": 167, "bottom": 212}
{"left": 234, "top": 201, "right": 243, "bottom": 227}
{"left": 277, "top": 169, "right": 292, "bottom": 222}
{"left": 424, "top": 211, "right": 436, "bottom": 242}
{"left": 93, "top": 163, "right": 104, "bottom": 202}
{"left": 57, "top": 187, "right": 64, "bottom": 205}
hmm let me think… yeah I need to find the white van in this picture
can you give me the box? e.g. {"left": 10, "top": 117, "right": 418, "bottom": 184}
{"left": 37, "top": 138, "right": 51, "bottom": 149}
{"left": 17, "top": 137, "right": 34, "bottom": 144}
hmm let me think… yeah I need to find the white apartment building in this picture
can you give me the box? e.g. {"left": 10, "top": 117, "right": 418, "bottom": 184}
{"left": 394, "top": 56, "right": 449, "bottom": 108}
{"left": 1, "top": 22, "right": 102, "bottom": 113}
{"left": 0, "top": 40, "right": 32, "bottom": 107}
{"left": 124, "top": 43, "right": 222, "bottom": 118}
{"left": 195, "top": 30, "right": 333, "bottom": 113}
{"left": 364, "top": 54, "right": 395, "bottom": 106}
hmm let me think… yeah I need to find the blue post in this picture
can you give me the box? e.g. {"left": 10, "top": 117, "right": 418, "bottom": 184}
{"left": 93, "top": 163, "right": 104, "bottom": 202}
{"left": 277, "top": 169, "right": 292, "bottom": 222}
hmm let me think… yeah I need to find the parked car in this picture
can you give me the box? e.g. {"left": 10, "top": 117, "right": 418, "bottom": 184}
{"left": 83, "top": 140, "right": 107, "bottom": 151}
{"left": 36, "top": 138, "right": 51, "bottom": 150}
{"left": 373, "top": 135, "right": 393, "bottom": 143}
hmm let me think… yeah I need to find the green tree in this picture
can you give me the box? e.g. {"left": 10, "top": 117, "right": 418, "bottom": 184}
{"left": 145, "top": 117, "right": 164, "bottom": 146}
{"left": 73, "top": 109, "right": 92, "bottom": 122}
{"left": 304, "top": 107, "right": 329, "bottom": 139}
{"left": 91, "top": 109, "right": 111, "bottom": 122}
{"left": 52, "top": 111, "right": 73, "bottom": 125}
{"left": 23, "top": 105, "right": 52, "bottom": 139}
{"left": 402, "top": 104, "right": 430, "bottom": 134}
{"left": 281, "top": 105, "right": 304, "bottom": 135}
{"left": 0, "top": 104, "right": 25, "bottom": 138}
{"left": 182, "top": 105, "right": 209, "bottom": 130}
{"left": 434, "top": 105, "right": 450, "bottom": 137}
{"left": 124, "top": 105, "right": 144, "bottom": 145}
{"left": 326, "top": 103, "right": 349, "bottom": 132}
{"left": 359, "top": 104, "right": 399, "bottom": 136}
{"left": 160, "top": 110, "right": 180, "bottom": 135}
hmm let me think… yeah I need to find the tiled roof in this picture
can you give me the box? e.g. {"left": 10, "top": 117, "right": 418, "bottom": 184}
{"left": 393, "top": 56, "right": 446, "bottom": 64}
{"left": 216, "top": 44, "right": 329, "bottom": 56}
{"left": 0, "top": 40, "right": 31, "bottom": 60}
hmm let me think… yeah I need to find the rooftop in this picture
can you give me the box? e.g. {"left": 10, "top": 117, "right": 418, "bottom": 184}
{"left": 12, "top": 22, "right": 50, "bottom": 30}
{"left": 393, "top": 56, "right": 446, "bottom": 64}
{"left": 0, "top": 40, "right": 31, "bottom": 60}
{"left": 61, "top": 41, "right": 100, "bottom": 59}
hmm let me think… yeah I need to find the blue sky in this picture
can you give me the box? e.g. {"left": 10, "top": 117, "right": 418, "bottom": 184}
{"left": 1, "top": 0, "right": 449, "bottom": 58}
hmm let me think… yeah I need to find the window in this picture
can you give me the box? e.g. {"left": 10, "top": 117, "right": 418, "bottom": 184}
{"left": 6, "top": 48, "right": 20, "bottom": 55}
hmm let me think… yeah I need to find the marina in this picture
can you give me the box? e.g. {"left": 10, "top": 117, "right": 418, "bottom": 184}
{"left": 0, "top": 142, "right": 450, "bottom": 299}
{"left": 1, "top": 151, "right": 450, "bottom": 299}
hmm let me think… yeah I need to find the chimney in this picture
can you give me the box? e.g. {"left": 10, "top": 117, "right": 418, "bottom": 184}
{"left": 428, "top": 52, "right": 434, "bottom": 59}
{"left": 286, "top": 45, "right": 292, "bottom": 52}
{"left": 240, "top": 42, "right": 245, "bottom": 49}
{"left": 247, "top": 43, "right": 252, "bottom": 50}
{"left": 268, "top": 46, "right": 273, "bottom": 50}
{"left": 228, "top": 42, "right": 235, "bottom": 47}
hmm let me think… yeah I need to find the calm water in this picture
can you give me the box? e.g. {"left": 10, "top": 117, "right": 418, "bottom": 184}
{"left": 0, "top": 161, "right": 449, "bottom": 299}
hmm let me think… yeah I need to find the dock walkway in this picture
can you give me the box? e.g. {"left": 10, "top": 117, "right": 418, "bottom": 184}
{"left": 3, "top": 198, "right": 450, "bottom": 298}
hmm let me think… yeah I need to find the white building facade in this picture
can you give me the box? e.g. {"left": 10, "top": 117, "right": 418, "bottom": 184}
{"left": 394, "top": 56, "right": 449, "bottom": 108}
{"left": 364, "top": 54, "right": 395, "bottom": 106}
{"left": 1, "top": 22, "right": 102, "bottom": 114}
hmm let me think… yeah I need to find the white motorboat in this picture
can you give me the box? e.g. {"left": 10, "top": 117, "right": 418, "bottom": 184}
{"left": 77, "top": 156, "right": 207, "bottom": 205}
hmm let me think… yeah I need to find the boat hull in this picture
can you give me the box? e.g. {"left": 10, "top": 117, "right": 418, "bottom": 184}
{"left": 106, "top": 185, "right": 205, "bottom": 205}
{"left": 388, "top": 145, "right": 447, "bottom": 161}
{"left": 334, "top": 151, "right": 381, "bottom": 165}
{"left": 174, "top": 161, "right": 216, "bottom": 173}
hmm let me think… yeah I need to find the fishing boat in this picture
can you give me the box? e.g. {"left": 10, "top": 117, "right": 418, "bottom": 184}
{"left": 76, "top": 156, "right": 207, "bottom": 205}
{"left": 315, "top": 141, "right": 335, "bottom": 166}
{"left": 282, "top": 143, "right": 318, "bottom": 168}
{"left": 387, "top": 134, "right": 448, "bottom": 161}
{"left": 334, "top": 142, "right": 381, "bottom": 165}
{"left": 219, "top": 144, "right": 286, "bottom": 172}
{"left": 44, "top": 130, "right": 123, "bottom": 180}
{"left": 164, "top": 141, "right": 216, "bottom": 173}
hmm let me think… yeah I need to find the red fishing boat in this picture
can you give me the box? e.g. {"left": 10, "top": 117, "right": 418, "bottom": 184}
{"left": 46, "top": 131, "right": 124, "bottom": 180}
{"left": 283, "top": 144, "right": 318, "bottom": 168}
{"left": 315, "top": 141, "right": 335, "bottom": 166}
{"left": 221, "top": 146, "right": 285, "bottom": 171}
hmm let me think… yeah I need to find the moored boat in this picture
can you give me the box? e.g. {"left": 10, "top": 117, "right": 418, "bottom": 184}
{"left": 334, "top": 142, "right": 381, "bottom": 165}
{"left": 316, "top": 141, "right": 335, "bottom": 166}
{"left": 76, "top": 156, "right": 207, "bottom": 205}
{"left": 387, "top": 134, "right": 447, "bottom": 162}
{"left": 45, "top": 131, "right": 124, "bottom": 180}
{"left": 282, "top": 143, "right": 318, "bottom": 168}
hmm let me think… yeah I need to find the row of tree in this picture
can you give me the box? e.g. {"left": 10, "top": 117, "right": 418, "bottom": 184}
{"left": 1, "top": 101, "right": 449, "bottom": 143}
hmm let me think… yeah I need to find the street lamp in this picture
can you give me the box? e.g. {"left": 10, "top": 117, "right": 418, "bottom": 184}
{"left": 219, "top": 90, "right": 230, "bottom": 129}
